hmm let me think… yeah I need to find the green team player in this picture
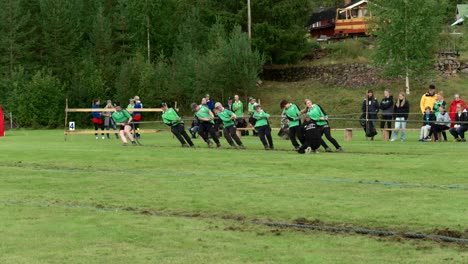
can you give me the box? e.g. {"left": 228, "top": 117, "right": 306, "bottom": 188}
{"left": 161, "top": 103, "right": 194, "bottom": 148}
{"left": 111, "top": 102, "right": 137, "bottom": 146}
{"left": 215, "top": 102, "right": 245, "bottom": 149}
{"left": 280, "top": 99, "right": 303, "bottom": 150}
{"left": 252, "top": 104, "right": 274, "bottom": 150}
{"left": 191, "top": 102, "right": 221, "bottom": 148}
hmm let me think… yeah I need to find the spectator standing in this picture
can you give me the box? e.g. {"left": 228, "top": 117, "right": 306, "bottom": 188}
{"left": 449, "top": 103, "right": 468, "bottom": 142}
{"left": 232, "top": 95, "right": 246, "bottom": 134}
{"left": 449, "top": 94, "right": 467, "bottom": 128}
{"left": 103, "top": 100, "right": 119, "bottom": 139}
{"left": 361, "top": 90, "right": 379, "bottom": 140}
{"left": 419, "top": 84, "right": 437, "bottom": 113}
{"left": 380, "top": 89, "right": 394, "bottom": 138}
{"left": 133, "top": 96, "right": 142, "bottom": 138}
{"left": 205, "top": 94, "right": 214, "bottom": 111}
{"left": 391, "top": 92, "right": 410, "bottom": 142}
{"left": 92, "top": 99, "right": 105, "bottom": 139}
{"left": 433, "top": 92, "right": 446, "bottom": 117}
{"left": 226, "top": 97, "right": 233, "bottom": 111}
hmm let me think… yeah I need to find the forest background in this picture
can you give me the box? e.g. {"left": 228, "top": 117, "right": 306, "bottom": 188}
{"left": 0, "top": 0, "right": 463, "bottom": 127}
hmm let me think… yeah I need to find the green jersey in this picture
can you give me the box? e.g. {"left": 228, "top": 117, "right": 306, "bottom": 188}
{"left": 248, "top": 103, "right": 255, "bottom": 116}
{"left": 307, "top": 105, "right": 327, "bottom": 126}
{"left": 217, "top": 109, "right": 235, "bottom": 127}
{"left": 196, "top": 105, "right": 214, "bottom": 124}
{"left": 284, "top": 104, "right": 301, "bottom": 128}
{"left": 112, "top": 110, "right": 132, "bottom": 124}
{"left": 162, "top": 108, "right": 183, "bottom": 126}
{"left": 232, "top": 101, "right": 243, "bottom": 117}
{"left": 253, "top": 110, "right": 270, "bottom": 127}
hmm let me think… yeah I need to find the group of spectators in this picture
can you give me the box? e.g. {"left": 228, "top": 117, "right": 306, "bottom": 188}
{"left": 361, "top": 84, "right": 468, "bottom": 142}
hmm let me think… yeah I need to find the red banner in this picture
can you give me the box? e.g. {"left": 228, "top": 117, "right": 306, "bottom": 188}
{"left": 0, "top": 106, "right": 4, "bottom": 137}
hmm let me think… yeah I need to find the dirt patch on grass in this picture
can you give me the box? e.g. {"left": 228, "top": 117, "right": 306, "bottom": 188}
{"left": 293, "top": 217, "right": 323, "bottom": 226}
{"left": 434, "top": 228, "right": 463, "bottom": 238}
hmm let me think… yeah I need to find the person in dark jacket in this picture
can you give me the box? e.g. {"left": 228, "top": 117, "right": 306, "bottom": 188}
{"left": 361, "top": 90, "right": 379, "bottom": 140}
{"left": 449, "top": 103, "right": 468, "bottom": 142}
{"left": 419, "top": 106, "right": 436, "bottom": 142}
{"left": 391, "top": 92, "right": 410, "bottom": 142}
{"left": 380, "top": 89, "right": 394, "bottom": 138}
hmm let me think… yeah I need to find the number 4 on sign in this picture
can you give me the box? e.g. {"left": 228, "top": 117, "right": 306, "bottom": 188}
{"left": 69, "top": 121, "right": 75, "bottom": 131}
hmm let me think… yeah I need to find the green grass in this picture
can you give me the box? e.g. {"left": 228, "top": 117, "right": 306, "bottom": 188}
{"left": 0, "top": 130, "right": 467, "bottom": 263}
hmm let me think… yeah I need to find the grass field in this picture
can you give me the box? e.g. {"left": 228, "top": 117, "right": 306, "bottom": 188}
{"left": 0, "top": 129, "right": 467, "bottom": 263}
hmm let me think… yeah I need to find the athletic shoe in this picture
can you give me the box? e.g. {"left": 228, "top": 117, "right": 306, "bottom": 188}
{"left": 182, "top": 144, "right": 189, "bottom": 148}
{"left": 264, "top": 146, "right": 271, "bottom": 150}
{"left": 231, "top": 145, "right": 237, "bottom": 149}
{"left": 336, "top": 147, "right": 343, "bottom": 152}
{"left": 294, "top": 146, "right": 300, "bottom": 151}
{"left": 461, "top": 138, "right": 466, "bottom": 142}
{"left": 190, "top": 145, "right": 196, "bottom": 148}
{"left": 102, "top": 136, "right": 105, "bottom": 139}
{"left": 216, "top": 143, "right": 222, "bottom": 149}
{"left": 207, "top": 141, "right": 213, "bottom": 148}
{"left": 305, "top": 147, "right": 312, "bottom": 154}
{"left": 96, "top": 136, "right": 99, "bottom": 140}
{"left": 454, "top": 138, "right": 461, "bottom": 142}
{"left": 238, "top": 145, "right": 245, "bottom": 149}
{"left": 418, "top": 139, "right": 424, "bottom": 142}
{"left": 313, "top": 149, "right": 320, "bottom": 154}
{"left": 325, "top": 148, "right": 332, "bottom": 152}
{"left": 123, "top": 143, "right": 128, "bottom": 146}
{"left": 131, "top": 141, "right": 137, "bottom": 145}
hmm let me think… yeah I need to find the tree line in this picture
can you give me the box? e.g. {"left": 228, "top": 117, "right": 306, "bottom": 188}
{"left": 0, "top": 0, "right": 459, "bottom": 127}
{"left": 0, "top": 0, "right": 313, "bottom": 127}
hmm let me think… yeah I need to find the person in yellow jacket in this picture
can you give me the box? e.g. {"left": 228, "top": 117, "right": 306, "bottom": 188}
{"left": 420, "top": 84, "right": 437, "bottom": 114}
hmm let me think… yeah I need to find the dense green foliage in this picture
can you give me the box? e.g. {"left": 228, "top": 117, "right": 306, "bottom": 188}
{"left": 1, "top": 0, "right": 324, "bottom": 127}
{"left": 370, "top": 0, "right": 449, "bottom": 78}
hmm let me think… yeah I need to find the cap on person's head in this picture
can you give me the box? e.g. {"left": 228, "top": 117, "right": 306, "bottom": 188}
{"left": 129, "top": 98, "right": 135, "bottom": 102}
{"left": 214, "top": 102, "right": 223, "bottom": 109}
{"left": 248, "top": 96, "right": 254, "bottom": 101}
{"left": 114, "top": 102, "right": 121, "bottom": 107}
{"left": 161, "top": 102, "right": 167, "bottom": 107}
{"left": 280, "top": 99, "right": 289, "bottom": 109}
{"left": 191, "top": 103, "right": 198, "bottom": 112}
{"left": 228, "top": 97, "right": 232, "bottom": 100}
{"left": 429, "top": 84, "right": 435, "bottom": 90}
{"left": 253, "top": 103, "right": 261, "bottom": 110}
